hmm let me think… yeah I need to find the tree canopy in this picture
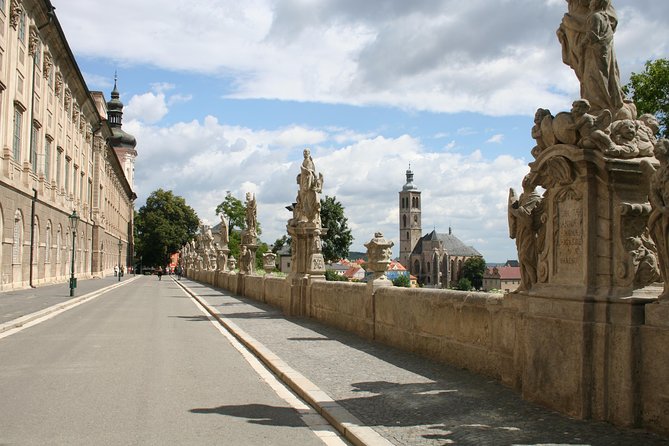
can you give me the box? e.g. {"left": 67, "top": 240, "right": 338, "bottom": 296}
{"left": 135, "top": 189, "right": 199, "bottom": 268}
{"left": 320, "top": 195, "right": 353, "bottom": 263}
{"left": 215, "top": 193, "right": 246, "bottom": 233}
{"left": 624, "top": 58, "right": 669, "bottom": 138}
{"left": 462, "top": 256, "right": 486, "bottom": 291}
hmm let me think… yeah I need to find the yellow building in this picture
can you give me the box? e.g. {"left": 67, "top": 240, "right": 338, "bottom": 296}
{"left": 0, "top": 0, "right": 136, "bottom": 290}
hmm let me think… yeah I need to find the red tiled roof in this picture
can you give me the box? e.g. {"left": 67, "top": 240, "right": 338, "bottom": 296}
{"left": 497, "top": 266, "right": 520, "bottom": 280}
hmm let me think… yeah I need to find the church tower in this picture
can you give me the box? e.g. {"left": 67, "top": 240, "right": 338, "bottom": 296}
{"left": 107, "top": 75, "right": 137, "bottom": 190}
{"left": 399, "top": 167, "right": 422, "bottom": 269}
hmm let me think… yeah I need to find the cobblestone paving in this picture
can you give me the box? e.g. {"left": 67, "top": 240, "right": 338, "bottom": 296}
{"left": 180, "top": 279, "right": 669, "bottom": 446}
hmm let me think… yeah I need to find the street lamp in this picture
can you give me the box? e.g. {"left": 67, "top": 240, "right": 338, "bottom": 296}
{"left": 118, "top": 237, "right": 123, "bottom": 282}
{"left": 68, "top": 210, "right": 79, "bottom": 296}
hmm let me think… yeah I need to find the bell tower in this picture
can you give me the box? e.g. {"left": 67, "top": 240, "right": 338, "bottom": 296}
{"left": 399, "top": 167, "right": 422, "bottom": 269}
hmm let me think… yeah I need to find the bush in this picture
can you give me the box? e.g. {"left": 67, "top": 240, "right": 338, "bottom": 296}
{"left": 454, "top": 277, "right": 472, "bottom": 291}
{"left": 325, "top": 269, "right": 348, "bottom": 282}
{"left": 392, "top": 275, "right": 411, "bottom": 287}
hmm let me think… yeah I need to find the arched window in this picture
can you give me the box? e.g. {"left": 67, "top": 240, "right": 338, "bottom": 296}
{"left": 402, "top": 215, "right": 407, "bottom": 228}
{"left": 45, "top": 221, "right": 52, "bottom": 264}
{"left": 12, "top": 210, "right": 23, "bottom": 265}
{"left": 32, "top": 217, "right": 40, "bottom": 266}
{"left": 413, "top": 260, "right": 420, "bottom": 275}
{"left": 56, "top": 224, "right": 62, "bottom": 264}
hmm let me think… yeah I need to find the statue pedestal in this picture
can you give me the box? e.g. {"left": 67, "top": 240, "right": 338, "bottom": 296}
{"left": 529, "top": 145, "right": 658, "bottom": 299}
{"left": 517, "top": 145, "right": 660, "bottom": 425}
{"left": 286, "top": 223, "right": 327, "bottom": 316}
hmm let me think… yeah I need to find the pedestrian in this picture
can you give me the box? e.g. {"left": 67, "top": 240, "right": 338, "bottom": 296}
{"left": 176, "top": 265, "right": 182, "bottom": 280}
{"left": 157, "top": 267, "right": 163, "bottom": 281}
{"left": 120, "top": 266, "right": 124, "bottom": 277}
{"left": 114, "top": 265, "right": 118, "bottom": 277}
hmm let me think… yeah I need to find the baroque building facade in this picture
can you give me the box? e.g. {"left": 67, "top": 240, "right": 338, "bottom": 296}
{"left": 398, "top": 168, "right": 481, "bottom": 287}
{"left": 0, "top": 0, "right": 136, "bottom": 290}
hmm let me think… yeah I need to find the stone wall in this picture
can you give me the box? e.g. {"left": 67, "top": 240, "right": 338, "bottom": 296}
{"left": 309, "top": 281, "right": 372, "bottom": 339}
{"left": 187, "top": 270, "right": 669, "bottom": 436}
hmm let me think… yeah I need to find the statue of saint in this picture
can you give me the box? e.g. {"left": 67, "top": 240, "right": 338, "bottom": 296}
{"left": 644, "top": 139, "right": 669, "bottom": 300}
{"left": 219, "top": 213, "right": 229, "bottom": 245}
{"left": 557, "top": 0, "right": 622, "bottom": 113}
{"left": 509, "top": 174, "right": 544, "bottom": 292}
{"left": 245, "top": 192, "right": 257, "bottom": 236}
{"left": 296, "top": 148, "right": 323, "bottom": 225}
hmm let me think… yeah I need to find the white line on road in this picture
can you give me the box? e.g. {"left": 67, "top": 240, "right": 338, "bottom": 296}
{"left": 188, "top": 293, "right": 350, "bottom": 446}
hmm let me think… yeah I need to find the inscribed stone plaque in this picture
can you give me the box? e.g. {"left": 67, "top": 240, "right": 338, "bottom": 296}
{"left": 555, "top": 198, "right": 583, "bottom": 282}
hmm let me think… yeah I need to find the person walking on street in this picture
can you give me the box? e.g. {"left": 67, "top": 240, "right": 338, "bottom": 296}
{"left": 114, "top": 265, "right": 118, "bottom": 277}
{"left": 156, "top": 267, "right": 163, "bottom": 281}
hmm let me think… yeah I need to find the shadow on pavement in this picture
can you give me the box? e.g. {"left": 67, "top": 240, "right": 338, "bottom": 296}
{"left": 190, "top": 403, "right": 308, "bottom": 428}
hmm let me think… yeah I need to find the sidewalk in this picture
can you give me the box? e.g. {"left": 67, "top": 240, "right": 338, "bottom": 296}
{"left": 175, "top": 277, "right": 669, "bottom": 446}
{"left": 0, "top": 274, "right": 136, "bottom": 326}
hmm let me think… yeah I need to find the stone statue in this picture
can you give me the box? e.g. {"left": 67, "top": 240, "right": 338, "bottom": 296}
{"left": 219, "top": 213, "right": 229, "bottom": 245}
{"left": 643, "top": 139, "right": 669, "bottom": 300}
{"left": 509, "top": 174, "right": 544, "bottom": 292}
{"left": 239, "top": 245, "right": 253, "bottom": 274}
{"left": 581, "top": 0, "right": 623, "bottom": 113}
{"left": 606, "top": 119, "right": 639, "bottom": 159}
{"left": 636, "top": 114, "right": 660, "bottom": 157}
{"left": 245, "top": 192, "right": 257, "bottom": 236}
{"left": 295, "top": 148, "right": 324, "bottom": 225}
{"left": 568, "top": 99, "right": 613, "bottom": 151}
{"left": 531, "top": 108, "right": 553, "bottom": 158}
{"left": 558, "top": 0, "right": 622, "bottom": 113}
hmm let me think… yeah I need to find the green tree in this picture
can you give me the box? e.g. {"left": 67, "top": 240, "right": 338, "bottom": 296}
{"left": 135, "top": 189, "right": 199, "bottom": 268}
{"left": 272, "top": 235, "right": 290, "bottom": 254}
{"left": 624, "top": 58, "right": 669, "bottom": 138}
{"left": 393, "top": 274, "right": 411, "bottom": 287}
{"left": 215, "top": 192, "right": 246, "bottom": 234}
{"left": 320, "top": 196, "right": 353, "bottom": 263}
{"left": 462, "top": 256, "right": 486, "bottom": 291}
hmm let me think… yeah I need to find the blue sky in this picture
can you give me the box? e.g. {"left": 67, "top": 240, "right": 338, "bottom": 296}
{"left": 54, "top": 0, "right": 668, "bottom": 262}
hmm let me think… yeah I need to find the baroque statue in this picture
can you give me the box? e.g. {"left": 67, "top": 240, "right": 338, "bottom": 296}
{"left": 508, "top": 174, "right": 544, "bottom": 292}
{"left": 295, "top": 148, "right": 324, "bottom": 226}
{"left": 642, "top": 139, "right": 669, "bottom": 300}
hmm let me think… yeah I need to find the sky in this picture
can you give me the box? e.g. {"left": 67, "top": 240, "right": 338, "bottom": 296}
{"left": 53, "top": 0, "right": 668, "bottom": 262}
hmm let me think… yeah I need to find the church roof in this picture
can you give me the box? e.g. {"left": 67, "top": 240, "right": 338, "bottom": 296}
{"left": 412, "top": 229, "right": 481, "bottom": 257}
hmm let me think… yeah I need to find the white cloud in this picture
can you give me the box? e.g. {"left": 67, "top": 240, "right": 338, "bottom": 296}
{"left": 125, "top": 92, "right": 169, "bottom": 124}
{"left": 128, "top": 115, "right": 527, "bottom": 262}
{"left": 486, "top": 134, "right": 504, "bottom": 144}
{"left": 57, "top": 1, "right": 669, "bottom": 117}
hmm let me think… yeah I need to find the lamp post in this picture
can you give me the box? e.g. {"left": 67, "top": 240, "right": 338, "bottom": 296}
{"left": 68, "top": 210, "right": 79, "bottom": 297}
{"left": 118, "top": 237, "right": 123, "bottom": 282}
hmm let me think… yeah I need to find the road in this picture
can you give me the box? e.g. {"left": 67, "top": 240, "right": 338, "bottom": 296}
{"left": 0, "top": 276, "right": 340, "bottom": 445}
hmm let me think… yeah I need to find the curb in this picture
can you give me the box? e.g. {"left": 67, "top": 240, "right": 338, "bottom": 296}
{"left": 173, "top": 277, "right": 393, "bottom": 446}
{"left": 0, "top": 276, "right": 141, "bottom": 335}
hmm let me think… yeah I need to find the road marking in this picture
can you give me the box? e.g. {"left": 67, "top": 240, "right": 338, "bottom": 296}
{"left": 187, "top": 290, "right": 350, "bottom": 446}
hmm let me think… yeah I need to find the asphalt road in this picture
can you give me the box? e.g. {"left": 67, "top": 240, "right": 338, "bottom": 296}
{"left": 0, "top": 276, "right": 330, "bottom": 445}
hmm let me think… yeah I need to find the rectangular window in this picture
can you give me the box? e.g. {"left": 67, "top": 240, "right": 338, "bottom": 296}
{"left": 56, "top": 148, "right": 62, "bottom": 186}
{"left": 17, "top": 11, "right": 25, "bottom": 43}
{"left": 79, "top": 173, "right": 83, "bottom": 202}
{"left": 30, "top": 123, "right": 39, "bottom": 172}
{"left": 65, "top": 158, "right": 70, "bottom": 193}
{"left": 44, "top": 138, "right": 52, "bottom": 181}
{"left": 18, "top": 11, "right": 26, "bottom": 44}
{"left": 12, "top": 107, "right": 22, "bottom": 161}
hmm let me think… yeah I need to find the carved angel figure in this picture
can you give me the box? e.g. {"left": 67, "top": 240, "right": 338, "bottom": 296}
{"left": 642, "top": 139, "right": 669, "bottom": 300}
{"left": 508, "top": 174, "right": 543, "bottom": 292}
